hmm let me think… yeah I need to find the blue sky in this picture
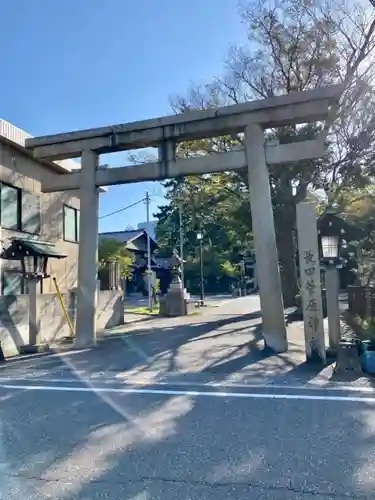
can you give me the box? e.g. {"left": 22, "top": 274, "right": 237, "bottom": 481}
{"left": 1, "top": 0, "right": 247, "bottom": 232}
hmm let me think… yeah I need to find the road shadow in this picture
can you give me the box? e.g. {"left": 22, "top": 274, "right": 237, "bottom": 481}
{"left": 0, "top": 309, "right": 263, "bottom": 377}
{"left": 1, "top": 366, "right": 374, "bottom": 499}
{"left": 0, "top": 300, "right": 359, "bottom": 389}
{"left": 1, "top": 300, "right": 373, "bottom": 497}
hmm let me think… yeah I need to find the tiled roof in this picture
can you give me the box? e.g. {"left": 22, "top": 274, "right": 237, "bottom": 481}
{"left": 99, "top": 229, "right": 158, "bottom": 245}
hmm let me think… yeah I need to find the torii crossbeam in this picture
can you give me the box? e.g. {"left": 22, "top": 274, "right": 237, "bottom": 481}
{"left": 26, "top": 84, "right": 342, "bottom": 353}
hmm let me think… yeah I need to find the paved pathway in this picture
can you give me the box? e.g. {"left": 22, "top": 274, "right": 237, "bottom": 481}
{"left": 0, "top": 295, "right": 374, "bottom": 499}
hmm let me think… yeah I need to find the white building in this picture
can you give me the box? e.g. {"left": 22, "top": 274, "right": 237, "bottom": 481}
{"left": 0, "top": 118, "right": 83, "bottom": 294}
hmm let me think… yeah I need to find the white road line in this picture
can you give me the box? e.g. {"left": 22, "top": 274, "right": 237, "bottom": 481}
{"left": 1, "top": 382, "right": 375, "bottom": 403}
{"left": 1, "top": 376, "right": 375, "bottom": 394}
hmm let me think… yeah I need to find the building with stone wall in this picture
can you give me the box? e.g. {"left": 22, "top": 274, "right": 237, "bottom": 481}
{"left": 0, "top": 118, "right": 82, "bottom": 295}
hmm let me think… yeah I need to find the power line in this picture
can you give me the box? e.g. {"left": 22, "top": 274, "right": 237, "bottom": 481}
{"left": 99, "top": 198, "right": 146, "bottom": 220}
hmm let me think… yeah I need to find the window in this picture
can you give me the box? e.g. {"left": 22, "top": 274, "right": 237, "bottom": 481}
{"left": 0, "top": 183, "right": 21, "bottom": 230}
{"left": 63, "top": 205, "right": 79, "bottom": 242}
{"left": 76, "top": 209, "right": 80, "bottom": 237}
{"left": 22, "top": 191, "right": 41, "bottom": 234}
{"left": 0, "top": 183, "right": 41, "bottom": 234}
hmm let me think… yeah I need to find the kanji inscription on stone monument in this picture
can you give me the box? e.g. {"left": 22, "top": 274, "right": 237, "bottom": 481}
{"left": 296, "top": 202, "right": 326, "bottom": 364}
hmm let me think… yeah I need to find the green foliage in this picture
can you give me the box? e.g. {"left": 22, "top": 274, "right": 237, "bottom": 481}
{"left": 125, "top": 306, "right": 159, "bottom": 315}
{"left": 98, "top": 238, "right": 134, "bottom": 280}
{"left": 221, "top": 260, "right": 240, "bottom": 278}
{"left": 154, "top": 172, "right": 253, "bottom": 294}
{"left": 337, "top": 187, "right": 375, "bottom": 224}
{"left": 334, "top": 186, "right": 375, "bottom": 286}
{"left": 153, "top": 0, "right": 375, "bottom": 304}
{"left": 354, "top": 314, "right": 375, "bottom": 341}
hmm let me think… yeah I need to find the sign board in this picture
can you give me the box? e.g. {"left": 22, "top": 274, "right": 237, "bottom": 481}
{"left": 296, "top": 202, "right": 326, "bottom": 364}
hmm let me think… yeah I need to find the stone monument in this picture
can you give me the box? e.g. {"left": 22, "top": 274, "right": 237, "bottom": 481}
{"left": 159, "top": 250, "right": 194, "bottom": 317}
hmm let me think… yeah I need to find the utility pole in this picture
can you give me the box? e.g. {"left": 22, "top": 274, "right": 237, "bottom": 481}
{"left": 179, "top": 200, "right": 184, "bottom": 286}
{"left": 199, "top": 236, "right": 204, "bottom": 305}
{"left": 145, "top": 191, "right": 152, "bottom": 311}
{"left": 197, "top": 232, "right": 204, "bottom": 305}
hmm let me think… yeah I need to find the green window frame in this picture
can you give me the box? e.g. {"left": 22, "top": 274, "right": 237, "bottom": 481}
{"left": 63, "top": 205, "right": 80, "bottom": 242}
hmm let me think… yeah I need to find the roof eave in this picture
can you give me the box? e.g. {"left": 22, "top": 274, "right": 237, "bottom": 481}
{"left": 0, "top": 134, "right": 107, "bottom": 192}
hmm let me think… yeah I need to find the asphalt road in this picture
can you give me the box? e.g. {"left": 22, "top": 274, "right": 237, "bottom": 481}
{"left": 1, "top": 295, "right": 374, "bottom": 499}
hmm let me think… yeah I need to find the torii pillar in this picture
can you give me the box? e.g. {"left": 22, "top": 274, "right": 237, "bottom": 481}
{"left": 74, "top": 150, "right": 99, "bottom": 348}
{"left": 25, "top": 85, "right": 341, "bottom": 354}
{"left": 245, "top": 125, "right": 287, "bottom": 352}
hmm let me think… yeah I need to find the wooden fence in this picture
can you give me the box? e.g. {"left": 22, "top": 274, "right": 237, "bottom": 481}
{"left": 348, "top": 286, "right": 375, "bottom": 318}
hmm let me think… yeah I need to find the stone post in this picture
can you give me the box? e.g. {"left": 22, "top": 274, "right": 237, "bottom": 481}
{"left": 75, "top": 150, "right": 99, "bottom": 348}
{"left": 28, "top": 278, "right": 39, "bottom": 346}
{"left": 325, "top": 265, "right": 341, "bottom": 350}
{"left": 296, "top": 201, "right": 326, "bottom": 364}
{"left": 244, "top": 124, "right": 287, "bottom": 352}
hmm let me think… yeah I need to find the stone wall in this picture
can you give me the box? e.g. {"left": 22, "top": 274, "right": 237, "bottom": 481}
{"left": 0, "top": 295, "right": 29, "bottom": 357}
{"left": 0, "top": 290, "right": 124, "bottom": 357}
{"left": 96, "top": 290, "right": 124, "bottom": 331}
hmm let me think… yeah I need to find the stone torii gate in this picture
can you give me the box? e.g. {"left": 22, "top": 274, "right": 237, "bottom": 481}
{"left": 26, "top": 85, "right": 341, "bottom": 353}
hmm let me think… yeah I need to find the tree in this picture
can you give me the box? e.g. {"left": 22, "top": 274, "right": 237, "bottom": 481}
{"left": 335, "top": 186, "right": 375, "bottom": 292}
{"left": 160, "top": 0, "right": 375, "bottom": 305}
{"left": 336, "top": 186, "right": 375, "bottom": 221}
{"left": 154, "top": 171, "right": 252, "bottom": 293}
{"left": 98, "top": 238, "right": 134, "bottom": 279}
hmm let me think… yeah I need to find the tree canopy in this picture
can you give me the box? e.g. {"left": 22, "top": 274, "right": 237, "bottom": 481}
{"left": 153, "top": 0, "right": 375, "bottom": 303}
{"left": 98, "top": 238, "right": 134, "bottom": 280}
